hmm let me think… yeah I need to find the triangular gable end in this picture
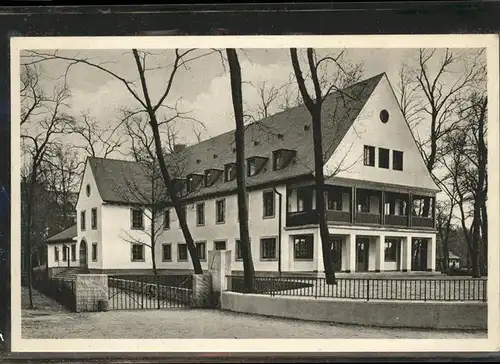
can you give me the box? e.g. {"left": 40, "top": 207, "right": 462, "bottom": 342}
{"left": 323, "top": 74, "right": 440, "bottom": 192}
{"left": 75, "top": 158, "right": 104, "bottom": 210}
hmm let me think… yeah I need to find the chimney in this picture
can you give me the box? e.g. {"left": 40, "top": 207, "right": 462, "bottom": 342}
{"left": 173, "top": 144, "right": 186, "bottom": 153}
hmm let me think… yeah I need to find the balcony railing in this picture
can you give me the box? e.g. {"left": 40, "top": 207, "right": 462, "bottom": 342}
{"left": 412, "top": 216, "right": 434, "bottom": 228}
{"left": 355, "top": 212, "right": 381, "bottom": 224}
{"left": 286, "top": 211, "right": 434, "bottom": 229}
{"left": 286, "top": 211, "right": 318, "bottom": 227}
{"left": 326, "top": 210, "right": 351, "bottom": 223}
{"left": 384, "top": 214, "right": 409, "bottom": 227}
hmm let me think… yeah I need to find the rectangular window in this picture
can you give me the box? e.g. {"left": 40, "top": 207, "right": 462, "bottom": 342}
{"left": 216, "top": 199, "right": 225, "bottom": 224}
{"left": 80, "top": 210, "right": 86, "bottom": 231}
{"left": 263, "top": 191, "right": 275, "bottom": 218}
{"left": 162, "top": 244, "right": 172, "bottom": 262}
{"left": 273, "top": 152, "right": 284, "bottom": 170}
{"left": 393, "top": 150, "right": 403, "bottom": 171}
{"left": 260, "top": 237, "right": 277, "bottom": 260}
{"left": 363, "top": 145, "right": 375, "bottom": 167}
{"left": 294, "top": 235, "right": 314, "bottom": 260}
{"left": 384, "top": 240, "right": 398, "bottom": 262}
{"left": 247, "top": 159, "right": 257, "bottom": 177}
{"left": 297, "top": 187, "right": 313, "bottom": 212}
{"left": 196, "top": 203, "right": 205, "bottom": 226}
{"left": 131, "top": 208, "right": 144, "bottom": 229}
{"left": 224, "top": 164, "right": 236, "bottom": 182}
{"left": 178, "top": 243, "right": 188, "bottom": 261}
{"left": 131, "top": 244, "right": 144, "bottom": 262}
{"left": 214, "top": 241, "right": 226, "bottom": 251}
{"left": 235, "top": 239, "right": 242, "bottom": 260}
{"left": 54, "top": 247, "right": 59, "bottom": 262}
{"left": 92, "top": 243, "right": 97, "bottom": 262}
{"left": 196, "top": 242, "right": 206, "bottom": 261}
{"left": 379, "top": 148, "right": 390, "bottom": 169}
{"left": 91, "top": 208, "right": 97, "bottom": 229}
{"left": 62, "top": 246, "right": 67, "bottom": 261}
{"left": 164, "top": 209, "right": 170, "bottom": 229}
{"left": 327, "top": 190, "right": 343, "bottom": 211}
{"left": 71, "top": 244, "right": 76, "bottom": 261}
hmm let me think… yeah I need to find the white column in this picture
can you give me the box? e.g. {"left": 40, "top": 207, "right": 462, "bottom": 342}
{"left": 375, "top": 235, "right": 385, "bottom": 272}
{"left": 315, "top": 229, "right": 323, "bottom": 272}
{"left": 346, "top": 233, "right": 356, "bottom": 272}
{"left": 427, "top": 235, "right": 436, "bottom": 272}
{"left": 402, "top": 236, "right": 412, "bottom": 272}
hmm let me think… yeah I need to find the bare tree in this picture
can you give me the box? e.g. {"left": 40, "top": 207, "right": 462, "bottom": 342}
{"left": 290, "top": 48, "right": 363, "bottom": 285}
{"left": 20, "top": 64, "right": 72, "bottom": 308}
{"left": 441, "top": 93, "right": 487, "bottom": 277}
{"left": 67, "top": 111, "right": 126, "bottom": 159}
{"left": 226, "top": 48, "right": 256, "bottom": 293}
{"left": 397, "top": 48, "right": 486, "bottom": 216}
{"left": 23, "top": 49, "right": 222, "bottom": 275}
{"left": 41, "top": 143, "right": 81, "bottom": 232}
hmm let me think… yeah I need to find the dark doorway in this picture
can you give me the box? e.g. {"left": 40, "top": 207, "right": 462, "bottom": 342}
{"left": 411, "top": 239, "right": 428, "bottom": 271}
{"left": 329, "top": 236, "right": 343, "bottom": 272}
{"left": 356, "top": 238, "right": 370, "bottom": 272}
{"left": 79, "top": 240, "right": 87, "bottom": 268}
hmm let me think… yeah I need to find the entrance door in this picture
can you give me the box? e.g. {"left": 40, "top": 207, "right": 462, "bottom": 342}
{"left": 356, "top": 238, "right": 369, "bottom": 272}
{"left": 329, "top": 237, "right": 343, "bottom": 272}
{"left": 411, "top": 239, "right": 428, "bottom": 271}
{"left": 79, "top": 240, "right": 87, "bottom": 268}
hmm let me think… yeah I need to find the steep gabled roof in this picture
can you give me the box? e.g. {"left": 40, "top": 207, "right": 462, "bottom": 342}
{"left": 44, "top": 224, "right": 77, "bottom": 244}
{"left": 89, "top": 73, "right": 384, "bottom": 204}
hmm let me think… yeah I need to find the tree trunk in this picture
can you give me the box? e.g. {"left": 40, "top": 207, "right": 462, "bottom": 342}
{"left": 148, "top": 115, "right": 202, "bottom": 274}
{"left": 25, "top": 176, "right": 36, "bottom": 309}
{"left": 311, "top": 110, "right": 335, "bottom": 285}
{"left": 226, "top": 48, "right": 255, "bottom": 293}
{"left": 132, "top": 49, "right": 202, "bottom": 275}
{"left": 289, "top": 47, "right": 335, "bottom": 285}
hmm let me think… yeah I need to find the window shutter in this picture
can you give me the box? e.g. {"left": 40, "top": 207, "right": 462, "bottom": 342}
{"left": 130, "top": 208, "right": 133, "bottom": 229}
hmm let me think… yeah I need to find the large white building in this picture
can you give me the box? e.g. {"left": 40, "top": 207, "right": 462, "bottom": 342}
{"left": 45, "top": 73, "right": 439, "bottom": 277}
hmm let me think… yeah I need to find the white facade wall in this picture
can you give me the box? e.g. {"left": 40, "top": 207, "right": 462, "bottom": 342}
{"left": 74, "top": 162, "right": 104, "bottom": 270}
{"left": 46, "top": 241, "right": 79, "bottom": 268}
{"left": 323, "top": 75, "right": 439, "bottom": 193}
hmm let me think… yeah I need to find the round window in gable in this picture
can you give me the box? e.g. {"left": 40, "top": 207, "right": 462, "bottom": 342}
{"left": 86, "top": 184, "right": 91, "bottom": 197}
{"left": 380, "top": 109, "right": 389, "bottom": 124}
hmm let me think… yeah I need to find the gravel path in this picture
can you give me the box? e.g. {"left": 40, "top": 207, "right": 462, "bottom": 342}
{"left": 21, "top": 287, "right": 486, "bottom": 339}
{"left": 22, "top": 308, "right": 485, "bottom": 339}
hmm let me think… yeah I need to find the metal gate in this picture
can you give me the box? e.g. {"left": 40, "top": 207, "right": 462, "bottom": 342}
{"left": 108, "top": 274, "right": 193, "bottom": 310}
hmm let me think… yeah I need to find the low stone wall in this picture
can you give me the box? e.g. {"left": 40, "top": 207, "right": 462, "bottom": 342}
{"left": 108, "top": 277, "right": 192, "bottom": 304}
{"left": 75, "top": 274, "right": 108, "bottom": 313}
{"left": 221, "top": 292, "right": 487, "bottom": 330}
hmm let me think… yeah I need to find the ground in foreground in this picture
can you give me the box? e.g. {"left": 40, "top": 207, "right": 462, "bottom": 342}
{"left": 21, "top": 287, "right": 486, "bottom": 339}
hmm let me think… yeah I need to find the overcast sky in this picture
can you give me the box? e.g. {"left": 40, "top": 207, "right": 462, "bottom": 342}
{"left": 21, "top": 47, "right": 477, "bottom": 155}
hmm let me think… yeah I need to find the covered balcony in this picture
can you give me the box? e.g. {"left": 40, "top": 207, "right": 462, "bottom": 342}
{"left": 355, "top": 188, "right": 382, "bottom": 225}
{"left": 411, "top": 195, "right": 435, "bottom": 228}
{"left": 286, "top": 185, "right": 352, "bottom": 227}
{"left": 383, "top": 191, "right": 409, "bottom": 227}
{"left": 285, "top": 184, "right": 435, "bottom": 230}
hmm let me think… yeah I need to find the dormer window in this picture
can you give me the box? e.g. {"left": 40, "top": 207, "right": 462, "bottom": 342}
{"left": 246, "top": 156, "right": 269, "bottom": 177}
{"left": 172, "top": 178, "right": 187, "bottom": 196}
{"left": 272, "top": 149, "right": 296, "bottom": 171}
{"left": 205, "top": 168, "right": 223, "bottom": 187}
{"left": 186, "top": 174, "right": 204, "bottom": 192}
{"left": 224, "top": 163, "right": 236, "bottom": 182}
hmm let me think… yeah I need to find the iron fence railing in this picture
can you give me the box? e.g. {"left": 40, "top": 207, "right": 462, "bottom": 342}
{"left": 227, "top": 275, "right": 487, "bottom": 302}
{"left": 32, "top": 274, "right": 76, "bottom": 311}
{"left": 108, "top": 274, "right": 193, "bottom": 310}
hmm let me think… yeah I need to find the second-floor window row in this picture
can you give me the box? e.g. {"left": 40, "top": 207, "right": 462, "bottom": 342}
{"left": 363, "top": 145, "right": 404, "bottom": 171}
